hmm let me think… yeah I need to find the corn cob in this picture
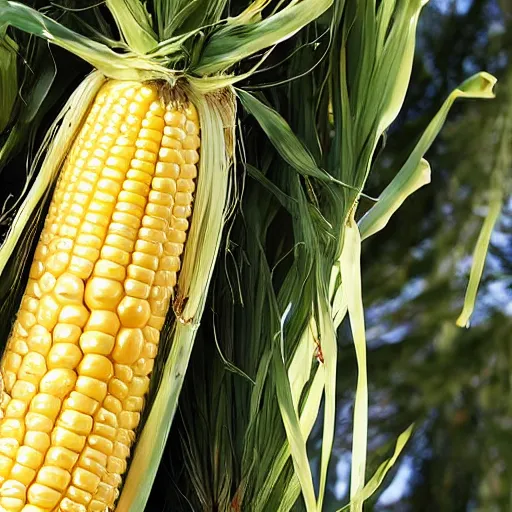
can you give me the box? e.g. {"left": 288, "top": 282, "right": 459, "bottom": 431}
{"left": 0, "top": 80, "right": 199, "bottom": 512}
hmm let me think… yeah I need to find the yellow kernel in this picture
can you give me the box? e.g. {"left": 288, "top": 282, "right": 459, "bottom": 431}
{"left": 95, "top": 408, "right": 117, "bottom": 428}
{"left": 172, "top": 205, "right": 192, "bottom": 220}
{"left": 85, "top": 277, "right": 124, "bottom": 310}
{"left": 82, "top": 447, "right": 107, "bottom": 467}
{"left": 108, "top": 379, "right": 129, "bottom": 401}
{"left": 130, "top": 158, "right": 155, "bottom": 174}
{"left": 97, "top": 178, "right": 122, "bottom": 196}
{"left": 113, "top": 442, "right": 130, "bottom": 459}
{"left": 142, "top": 116, "right": 164, "bottom": 131}
{"left": 160, "top": 135, "right": 181, "bottom": 149}
{"left": 16, "top": 446, "right": 43, "bottom": 470}
{"left": 135, "top": 138, "right": 159, "bottom": 153}
{"left": 131, "top": 252, "right": 159, "bottom": 271}
{"left": 139, "top": 128, "right": 162, "bottom": 143}
{"left": 52, "top": 426, "right": 86, "bottom": 452}
{"left": 75, "top": 376, "right": 107, "bottom": 403}
{"left": 182, "top": 135, "right": 200, "bottom": 150}
{"left": 29, "top": 260, "right": 44, "bottom": 280}
{"left": 105, "top": 234, "right": 135, "bottom": 252}
{"left": 118, "top": 190, "right": 147, "bottom": 209}
{"left": 175, "top": 192, "right": 193, "bottom": 206}
{"left": 158, "top": 148, "right": 184, "bottom": 164}
{"left": 64, "top": 392, "right": 99, "bottom": 416}
{"left": 40, "top": 369, "right": 77, "bottom": 399}
{"left": 36, "top": 295, "right": 61, "bottom": 331}
{"left": 0, "top": 454, "right": 14, "bottom": 477}
{"left": 110, "top": 146, "right": 134, "bottom": 159}
{"left": 112, "top": 328, "right": 143, "bottom": 365}
{"left": 10, "top": 463, "right": 36, "bottom": 487}
{"left": 27, "top": 482, "right": 61, "bottom": 508}
{"left": 5, "top": 399, "right": 27, "bottom": 419}
{"left": 60, "top": 497, "right": 88, "bottom": 512}
{"left": 84, "top": 311, "right": 120, "bottom": 337}
{"left": 11, "top": 380, "right": 37, "bottom": 402}
{"left": 117, "top": 296, "right": 151, "bottom": 328}
{"left": 119, "top": 410, "right": 141, "bottom": 430}
{"left": 142, "top": 342, "right": 158, "bottom": 359}
{"left": 134, "top": 149, "right": 157, "bottom": 163}
{"left": 24, "top": 412, "right": 53, "bottom": 433}
{"left": 102, "top": 167, "right": 125, "bottom": 182}
{"left": 24, "top": 431, "right": 50, "bottom": 452}
{"left": 67, "top": 255, "right": 95, "bottom": 280}
{"left": 172, "top": 217, "right": 189, "bottom": 232}
{"left": 134, "top": 357, "right": 154, "bottom": 376}
{"left": 58, "top": 410, "right": 93, "bottom": 436}
{"left": 148, "top": 314, "right": 166, "bottom": 329}
{"left": 164, "top": 111, "right": 185, "bottom": 127}
{"left": 52, "top": 323, "right": 82, "bottom": 344}
{"left": 107, "top": 455, "right": 127, "bottom": 475}
{"left": 36, "top": 466, "right": 71, "bottom": 491}
{"left": 47, "top": 343, "right": 82, "bottom": 369}
{"left": 29, "top": 393, "right": 61, "bottom": 419}
{"left": 91, "top": 423, "right": 116, "bottom": 442}
{"left": 155, "top": 162, "right": 180, "bottom": 179}
{"left": 75, "top": 234, "right": 102, "bottom": 249}
{"left": 4, "top": 351, "right": 22, "bottom": 373}
{"left": 129, "top": 376, "right": 150, "bottom": 397}
{"left": 114, "top": 364, "right": 133, "bottom": 383}
{"left": 112, "top": 212, "right": 141, "bottom": 232}
{"left": 59, "top": 304, "right": 89, "bottom": 327}
{"left": 87, "top": 436, "right": 113, "bottom": 456}
{"left": 93, "top": 259, "right": 127, "bottom": 281}
{"left": 177, "top": 178, "right": 195, "bottom": 193}
{"left": 18, "top": 353, "right": 47, "bottom": 384}
{"left": 127, "top": 264, "right": 155, "bottom": 285}
{"left": 151, "top": 178, "right": 176, "bottom": 195}
{"left": 124, "top": 279, "right": 151, "bottom": 299}
{"left": 45, "top": 446, "right": 79, "bottom": 471}
{"left": 45, "top": 252, "right": 70, "bottom": 276}
{"left": 103, "top": 396, "right": 122, "bottom": 415}
{"left": 0, "top": 438, "right": 19, "bottom": 458}
{"left": 134, "top": 239, "right": 162, "bottom": 257}
{"left": 115, "top": 428, "right": 134, "bottom": 446}
{"left": 148, "top": 190, "right": 173, "bottom": 207}
{"left": 78, "top": 355, "right": 113, "bottom": 382}
{"left": 66, "top": 485, "right": 92, "bottom": 506}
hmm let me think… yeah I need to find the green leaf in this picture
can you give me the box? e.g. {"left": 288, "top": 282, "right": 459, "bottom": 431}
{"left": 0, "top": 1, "right": 171, "bottom": 80}
{"left": 359, "top": 72, "right": 497, "bottom": 241}
{"left": 106, "top": 0, "right": 158, "bottom": 53}
{"left": 456, "top": 189, "right": 502, "bottom": 327}
{"left": 193, "top": 0, "right": 334, "bottom": 75}
{"left": 0, "top": 34, "right": 17, "bottom": 133}
{"left": 359, "top": 159, "right": 431, "bottom": 240}
{"left": 337, "top": 424, "right": 415, "bottom": 511}
{"left": 238, "top": 89, "right": 354, "bottom": 187}
{"left": 340, "top": 214, "right": 368, "bottom": 512}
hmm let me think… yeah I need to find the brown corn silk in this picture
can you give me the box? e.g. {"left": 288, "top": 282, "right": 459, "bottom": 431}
{"left": 0, "top": 80, "right": 200, "bottom": 511}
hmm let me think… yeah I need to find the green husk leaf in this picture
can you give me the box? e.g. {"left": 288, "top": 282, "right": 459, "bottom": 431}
{"left": 0, "top": 1, "right": 172, "bottom": 80}
{"left": 237, "top": 89, "right": 354, "bottom": 187}
{"left": 193, "top": 0, "right": 334, "bottom": 75}
{"left": 359, "top": 72, "right": 497, "bottom": 241}
{"left": 273, "top": 342, "right": 317, "bottom": 511}
{"left": 359, "top": 159, "right": 431, "bottom": 240}
{"left": 0, "top": 34, "right": 17, "bottom": 133}
{"left": 337, "top": 424, "right": 414, "bottom": 511}
{"left": 340, "top": 214, "right": 368, "bottom": 512}
{"left": 456, "top": 189, "right": 502, "bottom": 326}
{"left": 117, "top": 87, "right": 236, "bottom": 511}
{"left": 106, "top": 0, "right": 158, "bottom": 54}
